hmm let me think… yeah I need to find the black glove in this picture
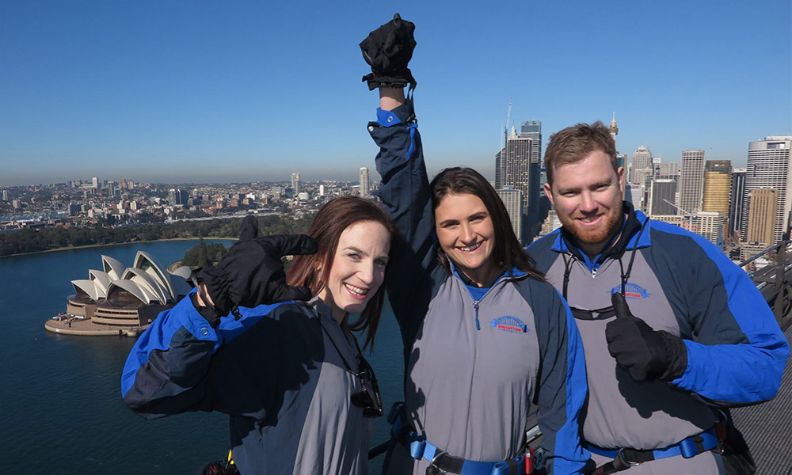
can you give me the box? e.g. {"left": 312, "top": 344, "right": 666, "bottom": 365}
{"left": 198, "top": 215, "right": 318, "bottom": 316}
{"left": 605, "top": 292, "right": 687, "bottom": 382}
{"left": 360, "top": 13, "right": 416, "bottom": 90}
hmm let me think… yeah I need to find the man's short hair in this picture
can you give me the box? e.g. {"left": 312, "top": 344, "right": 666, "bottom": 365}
{"left": 544, "top": 121, "right": 617, "bottom": 185}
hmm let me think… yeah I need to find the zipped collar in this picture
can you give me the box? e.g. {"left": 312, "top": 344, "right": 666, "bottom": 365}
{"left": 448, "top": 260, "right": 529, "bottom": 287}
{"left": 551, "top": 201, "right": 651, "bottom": 272}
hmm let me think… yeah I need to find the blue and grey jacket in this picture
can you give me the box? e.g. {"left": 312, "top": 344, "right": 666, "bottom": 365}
{"left": 121, "top": 294, "right": 371, "bottom": 475}
{"left": 526, "top": 204, "right": 789, "bottom": 451}
{"left": 370, "top": 104, "right": 590, "bottom": 474}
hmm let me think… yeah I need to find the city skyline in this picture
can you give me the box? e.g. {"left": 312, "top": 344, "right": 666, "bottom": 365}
{"left": 1, "top": 1, "right": 790, "bottom": 186}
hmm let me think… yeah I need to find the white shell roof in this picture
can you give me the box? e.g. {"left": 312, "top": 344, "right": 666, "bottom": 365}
{"left": 72, "top": 251, "right": 191, "bottom": 306}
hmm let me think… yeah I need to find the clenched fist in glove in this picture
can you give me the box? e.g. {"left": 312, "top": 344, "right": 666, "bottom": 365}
{"left": 196, "top": 215, "right": 318, "bottom": 321}
{"left": 360, "top": 13, "right": 417, "bottom": 90}
{"left": 605, "top": 292, "right": 688, "bottom": 382}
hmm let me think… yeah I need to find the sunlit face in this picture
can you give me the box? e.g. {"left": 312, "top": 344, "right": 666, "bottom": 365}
{"left": 318, "top": 220, "right": 390, "bottom": 321}
{"left": 434, "top": 192, "right": 499, "bottom": 287}
{"left": 544, "top": 150, "right": 625, "bottom": 256}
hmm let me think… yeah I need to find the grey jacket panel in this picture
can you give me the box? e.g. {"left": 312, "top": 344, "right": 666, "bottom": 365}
{"left": 406, "top": 274, "right": 542, "bottom": 460}
{"left": 552, "top": 254, "right": 716, "bottom": 449}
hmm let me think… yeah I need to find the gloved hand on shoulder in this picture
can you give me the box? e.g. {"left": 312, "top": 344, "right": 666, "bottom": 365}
{"left": 605, "top": 292, "right": 688, "bottom": 382}
{"left": 360, "top": 13, "right": 417, "bottom": 90}
{"left": 197, "top": 215, "right": 318, "bottom": 318}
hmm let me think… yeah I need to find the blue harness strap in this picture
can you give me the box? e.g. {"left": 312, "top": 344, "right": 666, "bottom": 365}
{"left": 409, "top": 437, "right": 525, "bottom": 475}
{"left": 586, "top": 427, "right": 720, "bottom": 461}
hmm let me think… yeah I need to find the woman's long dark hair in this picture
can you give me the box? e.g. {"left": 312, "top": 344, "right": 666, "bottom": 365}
{"left": 430, "top": 167, "right": 544, "bottom": 282}
{"left": 286, "top": 196, "right": 395, "bottom": 348}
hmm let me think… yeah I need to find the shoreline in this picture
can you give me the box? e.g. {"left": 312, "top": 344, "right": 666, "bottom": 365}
{"left": 1, "top": 236, "right": 237, "bottom": 259}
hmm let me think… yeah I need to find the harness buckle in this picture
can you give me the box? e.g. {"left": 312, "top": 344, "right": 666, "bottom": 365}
{"left": 679, "top": 435, "right": 705, "bottom": 459}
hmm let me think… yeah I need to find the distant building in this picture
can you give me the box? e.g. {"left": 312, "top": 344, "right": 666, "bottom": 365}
{"left": 47, "top": 252, "right": 192, "bottom": 336}
{"left": 497, "top": 125, "right": 541, "bottom": 239}
{"left": 291, "top": 172, "right": 301, "bottom": 196}
{"left": 746, "top": 188, "right": 777, "bottom": 245}
{"left": 1, "top": 190, "right": 8, "bottom": 201}
{"left": 728, "top": 168, "right": 746, "bottom": 240}
{"left": 679, "top": 150, "right": 705, "bottom": 213}
{"left": 648, "top": 178, "right": 678, "bottom": 215}
{"left": 359, "top": 167, "right": 370, "bottom": 198}
{"left": 92, "top": 176, "right": 99, "bottom": 189}
{"left": 702, "top": 160, "right": 732, "bottom": 219}
{"left": 496, "top": 187, "right": 524, "bottom": 242}
{"left": 744, "top": 136, "right": 792, "bottom": 243}
{"left": 631, "top": 146, "right": 653, "bottom": 186}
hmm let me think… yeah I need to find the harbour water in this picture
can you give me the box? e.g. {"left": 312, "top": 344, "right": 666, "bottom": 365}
{"left": 0, "top": 240, "right": 403, "bottom": 474}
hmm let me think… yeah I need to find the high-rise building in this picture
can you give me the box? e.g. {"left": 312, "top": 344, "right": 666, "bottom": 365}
{"left": 291, "top": 172, "right": 301, "bottom": 196}
{"left": 359, "top": 167, "right": 370, "bottom": 198}
{"left": 496, "top": 187, "right": 524, "bottom": 242}
{"left": 654, "top": 160, "right": 678, "bottom": 177}
{"left": 728, "top": 168, "right": 746, "bottom": 239}
{"left": 701, "top": 160, "right": 732, "bottom": 218}
{"left": 746, "top": 188, "right": 777, "bottom": 245}
{"left": 679, "top": 150, "right": 705, "bottom": 214}
{"left": 520, "top": 121, "right": 542, "bottom": 170}
{"left": 503, "top": 129, "right": 540, "bottom": 220}
{"left": 631, "top": 146, "right": 653, "bottom": 186}
{"left": 648, "top": 178, "right": 678, "bottom": 215}
{"left": 92, "top": 176, "right": 99, "bottom": 189}
{"left": 1, "top": 190, "right": 8, "bottom": 201}
{"left": 495, "top": 148, "right": 506, "bottom": 190}
{"left": 744, "top": 136, "right": 792, "bottom": 243}
{"left": 319, "top": 184, "right": 325, "bottom": 197}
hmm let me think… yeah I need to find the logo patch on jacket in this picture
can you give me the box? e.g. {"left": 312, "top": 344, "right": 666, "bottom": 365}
{"left": 610, "top": 283, "right": 649, "bottom": 300}
{"left": 490, "top": 316, "right": 528, "bottom": 333}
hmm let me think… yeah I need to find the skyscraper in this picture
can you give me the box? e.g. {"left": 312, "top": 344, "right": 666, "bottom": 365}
{"left": 496, "top": 187, "right": 524, "bottom": 242}
{"left": 746, "top": 189, "right": 777, "bottom": 245}
{"left": 648, "top": 178, "right": 678, "bottom": 215}
{"left": 631, "top": 146, "right": 653, "bottom": 186}
{"left": 359, "top": 167, "right": 370, "bottom": 198}
{"left": 701, "top": 160, "right": 732, "bottom": 218}
{"left": 728, "top": 168, "right": 746, "bottom": 240}
{"left": 503, "top": 128, "right": 540, "bottom": 229}
{"left": 291, "top": 172, "right": 301, "bottom": 196}
{"left": 678, "top": 150, "right": 705, "bottom": 214}
{"left": 92, "top": 176, "right": 99, "bottom": 189}
{"left": 744, "top": 136, "right": 792, "bottom": 243}
{"left": 520, "top": 121, "right": 542, "bottom": 170}
{"left": 1, "top": 190, "right": 8, "bottom": 201}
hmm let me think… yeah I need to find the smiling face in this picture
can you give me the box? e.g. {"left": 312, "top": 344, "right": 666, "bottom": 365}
{"left": 434, "top": 192, "right": 499, "bottom": 287}
{"left": 318, "top": 220, "right": 390, "bottom": 322}
{"left": 545, "top": 150, "right": 625, "bottom": 256}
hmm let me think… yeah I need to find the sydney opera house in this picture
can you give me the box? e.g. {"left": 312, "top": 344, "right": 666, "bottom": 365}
{"left": 45, "top": 251, "right": 192, "bottom": 336}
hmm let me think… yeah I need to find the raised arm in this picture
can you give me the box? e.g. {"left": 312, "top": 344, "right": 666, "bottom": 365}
{"left": 361, "top": 16, "right": 440, "bottom": 349}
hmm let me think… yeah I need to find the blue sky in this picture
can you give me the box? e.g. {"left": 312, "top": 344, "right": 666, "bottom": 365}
{"left": 1, "top": 0, "right": 790, "bottom": 186}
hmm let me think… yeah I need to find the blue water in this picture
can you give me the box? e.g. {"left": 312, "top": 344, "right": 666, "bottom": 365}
{"left": 0, "top": 240, "right": 404, "bottom": 474}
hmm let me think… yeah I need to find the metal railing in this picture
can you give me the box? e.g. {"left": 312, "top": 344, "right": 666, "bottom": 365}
{"left": 740, "top": 240, "right": 792, "bottom": 331}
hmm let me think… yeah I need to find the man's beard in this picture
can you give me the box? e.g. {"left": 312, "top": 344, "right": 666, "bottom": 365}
{"left": 560, "top": 208, "right": 622, "bottom": 248}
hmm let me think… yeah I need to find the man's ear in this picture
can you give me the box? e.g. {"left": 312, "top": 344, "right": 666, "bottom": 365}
{"left": 543, "top": 182, "right": 555, "bottom": 208}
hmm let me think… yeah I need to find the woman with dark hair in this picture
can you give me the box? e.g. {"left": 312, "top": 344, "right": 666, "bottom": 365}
{"left": 361, "top": 16, "right": 590, "bottom": 475}
{"left": 121, "top": 196, "right": 394, "bottom": 475}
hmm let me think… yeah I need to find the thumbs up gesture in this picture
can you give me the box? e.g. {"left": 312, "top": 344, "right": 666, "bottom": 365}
{"left": 605, "top": 292, "right": 688, "bottom": 382}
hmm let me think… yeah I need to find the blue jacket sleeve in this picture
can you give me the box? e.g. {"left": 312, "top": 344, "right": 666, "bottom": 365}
{"left": 120, "top": 291, "right": 219, "bottom": 417}
{"left": 650, "top": 225, "right": 790, "bottom": 404}
{"left": 530, "top": 282, "right": 591, "bottom": 474}
{"left": 369, "top": 105, "right": 441, "bottom": 348}
{"left": 120, "top": 291, "right": 288, "bottom": 417}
